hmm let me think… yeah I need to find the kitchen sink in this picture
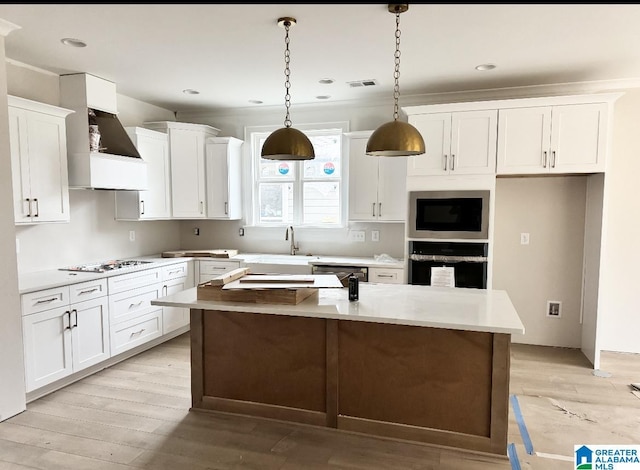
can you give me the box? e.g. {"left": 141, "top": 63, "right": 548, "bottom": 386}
{"left": 250, "top": 254, "right": 320, "bottom": 265}
{"left": 241, "top": 254, "right": 320, "bottom": 274}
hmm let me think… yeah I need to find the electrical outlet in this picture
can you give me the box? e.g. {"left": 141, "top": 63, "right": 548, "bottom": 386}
{"left": 547, "top": 300, "right": 562, "bottom": 318}
{"left": 371, "top": 230, "right": 380, "bottom": 242}
{"left": 193, "top": 227, "right": 200, "bottom": 236}
{"left": 520, "top": 232, "right": 530, "bottom": 245}
{"left": 348, "top": 230, "right": 366, "bottom": 242}
{"left": 239, "top": 228, "right": 245, "bottom": 237}
{"left": 129, "top": 230, "right": 135, "bottom": 242}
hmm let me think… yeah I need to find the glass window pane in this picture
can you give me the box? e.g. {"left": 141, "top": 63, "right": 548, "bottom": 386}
{"left": 258, "top": 136, "right": 296, "bottom": 179}
{"left": 303, "top": 134, "right": 341, "bottom": 179}
{"left": 303, "top": 182, "right": 340, "bottom": 225}
{"left": 259, "top": 182, "right": 293, "bottom": 224}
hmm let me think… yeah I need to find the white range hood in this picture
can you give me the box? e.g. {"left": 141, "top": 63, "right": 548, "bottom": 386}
{"left": 60, "top": 73, "right": 148, "bottom": 190}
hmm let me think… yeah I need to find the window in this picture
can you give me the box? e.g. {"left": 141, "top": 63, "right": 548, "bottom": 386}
{"left": 250, "top": 124, "right": 347, "bottom": 227}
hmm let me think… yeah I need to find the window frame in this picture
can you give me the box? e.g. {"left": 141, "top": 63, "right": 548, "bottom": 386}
{"left": 247, "top": 121, "right": 349, "bottom": 228}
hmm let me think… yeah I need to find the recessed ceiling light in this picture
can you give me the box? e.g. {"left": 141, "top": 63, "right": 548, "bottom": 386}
{"left": 316, "top": 95, "right": 331, "bottom": 100}
{"left": 182, "top": 89, "right": 200, "bottom": 95}
{"left": 475, "top": 63, "right": 497, "bottom": 71}
{"left": 319, "top": 78, "right": 334, "bottom": 85}
{"left": 60, "top": 38, "right": 87, "bottom": 48}
{"left": 248, "top": 99, "right": 263, "bottom": 104}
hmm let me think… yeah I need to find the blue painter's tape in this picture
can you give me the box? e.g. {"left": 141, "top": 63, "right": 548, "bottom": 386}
{"left": 510, "top": 394, "right": 534, "bottom": 455}
{"left": 508, "top": 443, "right": 522, "bottom": 470}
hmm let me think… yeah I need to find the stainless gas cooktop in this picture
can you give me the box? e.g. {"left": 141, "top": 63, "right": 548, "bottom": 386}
{"left": 60, "top": 259, "right": 152, "bottom": 273}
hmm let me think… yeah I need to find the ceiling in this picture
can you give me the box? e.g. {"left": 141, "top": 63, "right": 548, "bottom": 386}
{"left": 2, "top": 4, "right": 640, "bottom": 114}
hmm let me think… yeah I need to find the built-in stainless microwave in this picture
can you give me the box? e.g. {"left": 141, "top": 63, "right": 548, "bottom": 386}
{"left": 408, "top": 190, "right": 489, "bottom": 239}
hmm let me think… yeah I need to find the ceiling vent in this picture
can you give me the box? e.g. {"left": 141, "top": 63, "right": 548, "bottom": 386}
{"left": 347, "top": 79, "right": 378, "bottom": 88}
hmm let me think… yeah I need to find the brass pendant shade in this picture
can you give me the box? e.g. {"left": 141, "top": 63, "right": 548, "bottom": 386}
{"left": 366, "top": 120, "right": 425, "bottom": 156}
{"left": 366, "top": 3, "right": 425, "bottom": 157}
{"left": 261, "top": 16, "right": 315, "bottom": 161}
{"left": 261, "top": 127, "right": 315, "bottom": 161}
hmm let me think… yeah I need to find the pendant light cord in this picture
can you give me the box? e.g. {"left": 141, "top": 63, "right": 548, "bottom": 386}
{"left": 283, "top": 20, "right": 292, "bottom": 128}
{"left": 393, "top": 11, "right": 401, "bottom": 122}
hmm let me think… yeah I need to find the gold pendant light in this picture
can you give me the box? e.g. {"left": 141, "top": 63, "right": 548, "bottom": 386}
{"left": 366, "top": 4, "right": 425, "bottom": 157}
{"left": 262, "top": 17, "right": 315, "bottom": 161}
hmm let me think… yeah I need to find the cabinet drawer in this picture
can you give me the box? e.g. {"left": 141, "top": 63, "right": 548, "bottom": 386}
{"left": 108, "top": 268, "right": 161, "bottom": 294}
{"left": 69, "top": 279, "right": 108, "bottom": 303}
{"left": 109, "top": 284, "right": 162, "bottom": 325}
{"left": 110, "top": 309, "right": 163, "bottom": 356}
{"left": 199, "top": 260, "right": 240, "bottom": 275}
{"left": 369, "top": 268, "right": 404, "bottom": 284}
{"left": 162, "top": 262, "right": 189, "bottom": 281}
{"left": 22, "top": 286, "right": 70, "bottom": 316}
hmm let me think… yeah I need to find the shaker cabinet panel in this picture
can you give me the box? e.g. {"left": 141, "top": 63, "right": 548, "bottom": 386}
{"left": 8, "top": 96, "right": 72, "bottom": 224}
{"left": 206, "top": 137, "right": 243, "bottom": 219}
{"left": 115, "top": 127, "right": 171, "bottom": 220}
{"left": 497, "top": 103, "right": 607, "bottom": 175}
{"left": 348, "top": 131, "right": 406, "bottom": 222}
{"left": 408, "top": 110, "right": 496, "bottom": 176}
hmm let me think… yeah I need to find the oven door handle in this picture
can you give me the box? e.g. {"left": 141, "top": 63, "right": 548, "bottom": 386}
{"left": 409, "top": 254, "right": 488, "bottom": 263}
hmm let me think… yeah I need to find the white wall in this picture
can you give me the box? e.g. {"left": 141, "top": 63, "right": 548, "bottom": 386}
{"left": 493, "top": 176, "right": 587, "bottom": 347}
{"left": 0, "top": 21, "right": 26, "bottom": 421}
{"left": 7, "top": 62, "right": 182, "bottom": 273}
{"left": 597, "top": 89, "right": 640, "bottom": 354}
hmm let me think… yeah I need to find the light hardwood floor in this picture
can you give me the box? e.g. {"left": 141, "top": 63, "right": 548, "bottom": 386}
{"left": 1, "top": 333, "right": 638, "bottom": 469}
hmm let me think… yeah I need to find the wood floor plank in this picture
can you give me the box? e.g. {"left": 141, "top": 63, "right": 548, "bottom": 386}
{"left": 78, "top": 374, "right": 191, "bottom": 398}
{"left": 61, "top": 382, "right": 192, "bottom": 409}
{"left": 25, "top": 400, "right": 167, "bottom": 433}
{"left": 0, "top": 422, "right": 144, "bottom": 465}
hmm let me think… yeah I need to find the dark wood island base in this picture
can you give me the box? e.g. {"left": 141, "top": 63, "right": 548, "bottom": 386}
{"left": 190, "top": 308, "right": 511, "bottom": 455}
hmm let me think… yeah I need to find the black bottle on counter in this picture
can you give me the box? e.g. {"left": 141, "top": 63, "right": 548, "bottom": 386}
{"left": 348, "top": 274, "right": 359, "bottom": 301}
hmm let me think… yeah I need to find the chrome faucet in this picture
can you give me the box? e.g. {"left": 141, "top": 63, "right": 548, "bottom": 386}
{"left": 285, "top": 225, "right": 299, "bottom": 256}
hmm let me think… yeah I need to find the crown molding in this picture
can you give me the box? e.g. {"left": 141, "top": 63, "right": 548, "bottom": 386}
{"left": 5, "top": 58, "right": 59, "bottom": 77}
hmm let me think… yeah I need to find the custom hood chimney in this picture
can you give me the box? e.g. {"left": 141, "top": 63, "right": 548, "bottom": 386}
{"left": 60, "top": 73, "right": 147, "bottom": 190}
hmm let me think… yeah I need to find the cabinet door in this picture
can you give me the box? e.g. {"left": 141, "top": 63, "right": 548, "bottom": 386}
{"left": 9, "top": 107, "right": 69, "bottom": 224}
{"left": 25, "top": 110, "right": 70, "bottom": 222}
{"left": 162, "top": 277, "right": 190, "bottom": 334}
{"left": 550, "top": 103, "right": 607, "bottom": 173}
{"left": 206, "top": 138, "right": 243, "bottom": 219}
{"left": 22, "top": 306, "right": 72, "bottom": 392}
{"left": 170, "top": 129, "right": 206, "bottom": 218}
{"left": 8, "top": 108, "right": 33, "bottom": 223}
{"left": 71, "top": 297, "right": 110, "bottom": 372}
{"left": 348, "top": 135, "right": 381, "bottom": 221}
{"left": 377, "top": 157, "right": 407, "bottom": 221}
{"left": 116, "top": 127, "right": 171, "bottom": 221}
{"left": 407, "top": 113, "right": 451, "bottom": 176}
{"left": 497, "top": 107, "right": 552, "bottom": 174}
{"left": 450, "top": 110, "right": 497, "bottom": 175}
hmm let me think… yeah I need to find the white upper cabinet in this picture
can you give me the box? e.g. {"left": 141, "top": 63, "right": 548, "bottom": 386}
{"left": 115, "top": 127, "right": 171, "bottom": 220}
{"left": 144, "top": 121, "right": 220, "bottom": 219}
{"left": 497, "top": 103, "right": 608, "bottom": 174}
{"left": 205, "top": 136, "right": 243, "bottom": 220}
{"left": 407, "top": 110, "right": 497, "bottom": 176}
{"left": 8, "top": 96, "right": 73, "bottom": 224}
{"left": 348, "top": 131, "right": 407, "bottom": 222}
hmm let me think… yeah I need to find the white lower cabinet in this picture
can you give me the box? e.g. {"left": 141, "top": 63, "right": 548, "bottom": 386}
{"left": 161, "top": 261, "right": 193, "bottom": 334}
{"left": 108, "top": 268, "right": 163, "bottom": 356}
{"left": 22, "top": 280, "right": 109, "bottom": 392}
{"left": 198, "top": 260, "right": 241, "bottom": 284}
{"left": 368, "top": 267, "right": 405, "bottom": 284}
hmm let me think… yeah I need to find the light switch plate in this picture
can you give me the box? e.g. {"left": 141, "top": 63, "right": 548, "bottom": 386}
{"left": 348, "top": 230, "right": 366, "bottom": 242}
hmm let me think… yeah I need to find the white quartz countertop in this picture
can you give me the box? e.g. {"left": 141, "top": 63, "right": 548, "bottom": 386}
{"left": 18, "top": 256, "right": 190, "bottom": 294}
{"left": 152, "top": 283, "right": 525, "bottom": 335}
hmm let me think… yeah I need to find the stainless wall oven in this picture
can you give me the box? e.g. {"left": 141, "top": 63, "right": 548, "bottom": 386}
{"left": 408, "top": 241, "right": 488, "bottom": 289}
{"left": 408, "top": 190, "right": 489, "bottom": 239}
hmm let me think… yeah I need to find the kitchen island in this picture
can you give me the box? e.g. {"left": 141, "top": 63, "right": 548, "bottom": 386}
{"left": 152, "top": 283, "right": 524, "bottom": 455}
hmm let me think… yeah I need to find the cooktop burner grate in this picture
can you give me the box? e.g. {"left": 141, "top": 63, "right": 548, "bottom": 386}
{"left": 60, "top": 259, "right": 152, "bottom": 273}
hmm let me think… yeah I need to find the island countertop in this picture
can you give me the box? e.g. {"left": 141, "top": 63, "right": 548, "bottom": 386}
{"left": 152, "top": 283, "right": 525, "bottom": 335}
